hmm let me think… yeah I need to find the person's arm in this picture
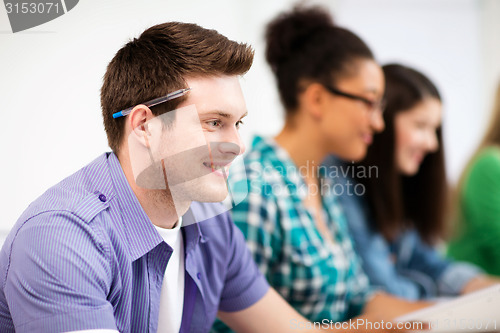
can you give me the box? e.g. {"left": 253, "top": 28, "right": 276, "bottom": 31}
{"left": 361, "top": 292, "right": 432, "bottom": 322}
{"left": 66, "top": 329, "right": 119, "bottom": 333}
{"left": 403, "top": 231, "right": 485, "bottom": 297}
{"left": 460, "top": 148, "right": 500, "bottom": 276}
{"left": 4, "top": 212, "right": 118, "bottom": 332}
{"left": 340, "top": 190, "right": 423, "bottom": 300}
{"left": 218, "top": 288, "right": 322, "bottom": 333}
{"left": 461, "top": 275, "right": 500, "bottom": 294}
{"left": 219, "top": 289, "right": 429, "bottom": 333}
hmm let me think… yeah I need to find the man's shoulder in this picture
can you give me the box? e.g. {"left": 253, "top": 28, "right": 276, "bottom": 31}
{"left": 185, "top": 201, "right": 244, "bottom": 246}
{"left": 19, "top": 153, "right": 114, "bottom": 223}
{"left": 1, "top": 153, "right": 118, "bottom": 286}
{"left": 186, "top": 202, "right": 231, "bottom": 233}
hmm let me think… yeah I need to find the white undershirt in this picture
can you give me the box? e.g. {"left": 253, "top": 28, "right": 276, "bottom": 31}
{"left": 154, "top": 217, "right": 185, "bottom": 333}
{"left": 67, "top": 218, "right": 185, "bottom": 333}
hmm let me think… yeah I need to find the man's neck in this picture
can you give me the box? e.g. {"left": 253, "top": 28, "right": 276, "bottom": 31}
{"left": 116, "top": 151, "right": 191, "bottom": 229}
{"left": 137, "top": 189, "right": 190, "bottom": 229}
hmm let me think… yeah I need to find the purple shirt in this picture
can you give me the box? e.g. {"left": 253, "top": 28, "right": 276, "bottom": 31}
{"left": 0, "top": 153, "right": 268, "bottom": 333}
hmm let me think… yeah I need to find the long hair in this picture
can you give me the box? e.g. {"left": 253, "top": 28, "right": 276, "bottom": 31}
{"left": 356, "top": 64, "right": 447, "bottom": 244}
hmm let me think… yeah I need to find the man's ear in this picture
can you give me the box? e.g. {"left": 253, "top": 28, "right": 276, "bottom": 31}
{"left": 128, "top": 104, "right": 157, "bottom": 148}
{"left": 300, "top": 83, "right": 329, "bottom": 120}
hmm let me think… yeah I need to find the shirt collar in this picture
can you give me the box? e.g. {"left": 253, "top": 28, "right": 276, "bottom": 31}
{"left": 181, "top": 206, "right": 206, "bottom": 254}
{"left": 107, "top": 152, "right": 163, "bottom": 261}
{"left": 251, "top": 135, "right": 309, "bottom": 201}
{"left": 107, "top": 152, "right": 206, "bottom": 261}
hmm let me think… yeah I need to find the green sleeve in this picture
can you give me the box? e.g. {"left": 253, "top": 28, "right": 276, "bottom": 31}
{"left": 454, "top": 147, "right": 500, "bottom": 275}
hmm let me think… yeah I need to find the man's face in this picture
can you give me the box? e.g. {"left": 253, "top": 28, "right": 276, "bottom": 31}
{"left": 132, "top": 75, "right": 247, "bottom": 206}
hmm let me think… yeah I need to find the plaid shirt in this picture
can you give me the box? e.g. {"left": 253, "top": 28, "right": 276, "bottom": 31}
{"left": 229, "top": 136, "right": 371, "bottom": 322}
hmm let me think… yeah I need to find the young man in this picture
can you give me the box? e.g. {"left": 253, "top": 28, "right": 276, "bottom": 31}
{"left": 0, "top": 22, "right": 322, "bottom": 333}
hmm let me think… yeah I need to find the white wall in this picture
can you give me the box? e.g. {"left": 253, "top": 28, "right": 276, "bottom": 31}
{"left": 1, "top": 0, "right": 499, "bottom": 239}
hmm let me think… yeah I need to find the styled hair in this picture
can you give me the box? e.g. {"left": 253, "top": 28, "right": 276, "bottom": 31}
{"left": 356, "top": 64, "right": 446, "bottom": 243}
{"left": 265, "top": 5, "right": 374, "bottom": 115}
{"left": 101, "top": 22, "right": 254, "bottom": 153}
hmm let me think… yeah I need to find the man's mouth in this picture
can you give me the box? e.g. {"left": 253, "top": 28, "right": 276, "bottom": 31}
{"left": 203, "top": 161, "right": 230, "bottom": 176}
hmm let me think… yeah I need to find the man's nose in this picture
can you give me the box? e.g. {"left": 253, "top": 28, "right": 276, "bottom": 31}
{"left": 217, "top": 128, "right": 245, "bottom": 156}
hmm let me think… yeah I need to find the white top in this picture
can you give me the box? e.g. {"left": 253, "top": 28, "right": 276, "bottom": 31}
{"left": 396, "top": 283, "right": 500, "bottom": 332}
{"left": 67, "top": 218, "right": 185, "bottom": 333}
{"left": 154, "top": 217, "right": 185, "bottom": 333}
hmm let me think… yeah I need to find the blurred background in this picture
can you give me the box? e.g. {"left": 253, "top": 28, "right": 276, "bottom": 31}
{"left": 1, "top": 0, "right": 500, "bottom": 242}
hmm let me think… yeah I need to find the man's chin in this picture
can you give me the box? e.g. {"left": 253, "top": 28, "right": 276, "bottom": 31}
{"left": 195, "top": 191, "right": 228, "bottom": 203}
{"left": 190, "top": 181, "right": 229, "bottom": 203}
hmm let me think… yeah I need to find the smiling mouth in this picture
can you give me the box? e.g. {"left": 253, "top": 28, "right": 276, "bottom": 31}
{"left": 362, "top": 134, "right": 373, "bottom": 144}
{"left": 202, "top": 161, "right": 230, "bottom": 175}
{"left": 414, "top": 154, "right": 424, "bottom": 163}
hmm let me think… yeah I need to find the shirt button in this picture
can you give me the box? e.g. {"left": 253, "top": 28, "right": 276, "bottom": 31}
{"left": 197, "top": 272, "right": 201, "bottom": 280}
{"left": 98, "top": 194, "right": 107, "bottom": 202}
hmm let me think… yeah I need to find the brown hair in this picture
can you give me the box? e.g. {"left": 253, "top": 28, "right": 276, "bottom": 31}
{"left": 478, "top": 83, "right": 500, "bottom": 147}
{"left": 356, "top": 64, "right": 446, "bottom": 244}
{"left": 101, "top": 22, "right": 254, "bottom": 153}
{"left": 265, "top": 5, "right": 374, "bottom": 116}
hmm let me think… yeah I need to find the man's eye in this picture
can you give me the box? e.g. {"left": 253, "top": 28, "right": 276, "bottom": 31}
{"left": 236, "top": 120, "right": 244, "bottom": 129}
{"left": 208, "top": 120, "right": 222, "bottom": 128}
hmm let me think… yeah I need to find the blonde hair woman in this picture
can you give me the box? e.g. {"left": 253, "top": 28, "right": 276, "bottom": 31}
{"left": 448, "top": 82, "right": 500, "bottom": 276}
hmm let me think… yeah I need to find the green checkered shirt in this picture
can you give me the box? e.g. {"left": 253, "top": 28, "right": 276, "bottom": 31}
{"left": 229, "top": 136, "right": 371, "bottom": 323}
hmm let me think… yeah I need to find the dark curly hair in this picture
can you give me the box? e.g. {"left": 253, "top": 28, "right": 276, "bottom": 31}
{"left": 265, "top": 5, "right": 374, "bottom": 115}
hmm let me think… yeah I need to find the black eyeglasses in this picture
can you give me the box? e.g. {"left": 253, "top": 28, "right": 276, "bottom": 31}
{"left": 323, "top": 85, "right": 386, "bottom": 113}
